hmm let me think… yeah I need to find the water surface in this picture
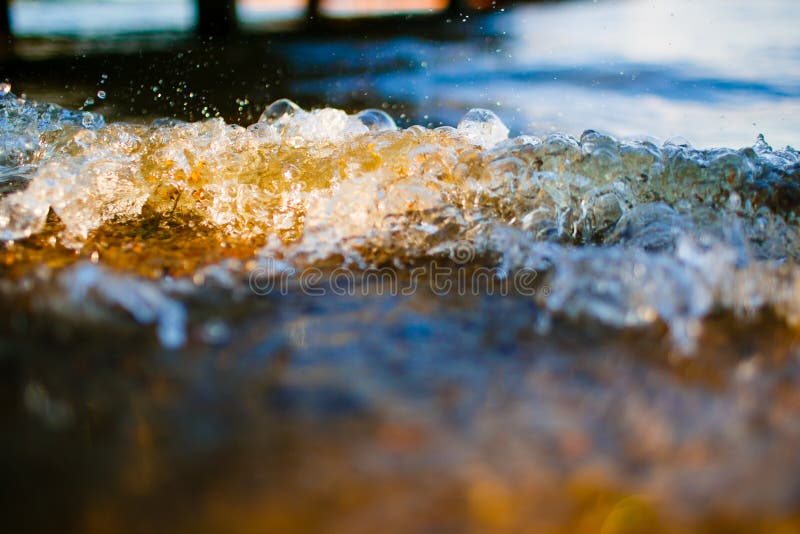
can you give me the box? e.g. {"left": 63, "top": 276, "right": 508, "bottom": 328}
{"left": 1, "top": 1, "right": 800, "bottom": 532}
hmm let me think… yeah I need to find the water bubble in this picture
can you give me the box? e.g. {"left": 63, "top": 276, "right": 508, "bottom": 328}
{"left": 83, "top": 97, "right": 95, "bottom": 107}
{"left": 259, "top": 98, "right": 303, "bottom": 124}
{"left": 80, "top": 113, "right": 96, "bottom": 128}
{"left": 457, "top": 108, "right": 509, "bottom": 147}
{"left": 97, "top": 90, "right": 106, "bottom": 100}
{"left": 543, "top": 133, "right": 581, "bottom": 160}
{"left": 664, "top": 136, "right": 693, "bottom": 148}
{"left": 580, "top": 129, "right": 617, "bottom": 153}
{"left": 356, "top": 109, "right": 397, "bottom": 132}
{"left": 485, "top": 156, "right": 528, "bottom": 192}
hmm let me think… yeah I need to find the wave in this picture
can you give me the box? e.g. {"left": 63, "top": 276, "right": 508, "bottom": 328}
{"left": 1, "top": 88, "right": 799, "bottom": 350}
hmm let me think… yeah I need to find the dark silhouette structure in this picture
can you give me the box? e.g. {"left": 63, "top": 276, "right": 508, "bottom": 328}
{"left": 196, "top": 0, "right": 238, "bottom": 36}
{"left": 0, "top": 0, "right": 9, "bottom": 37}
{"left": 0, "top": 0, "right": 484, "bottom": 38}
{"left": 445, "top": 0, "right": 469, "bottom": 17}
{"left": 307, "top": 0, "right": 321, "bottom": 21}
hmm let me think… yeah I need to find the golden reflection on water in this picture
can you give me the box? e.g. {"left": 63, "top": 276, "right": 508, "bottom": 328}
{"left": 1, "top": 215, "right": 266, "bottom": 279}
{"left": 76, "top": 425, "right": 800, "bottom": 534}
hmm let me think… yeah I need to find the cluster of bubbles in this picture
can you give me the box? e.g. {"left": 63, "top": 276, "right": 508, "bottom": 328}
{"left": 1, "top": 89, "right": 799, "bottom": 350}
{"left": 0, "top": 85, "right": 105, "bottom": 168}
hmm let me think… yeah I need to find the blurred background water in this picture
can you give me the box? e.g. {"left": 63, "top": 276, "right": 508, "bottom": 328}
{"left": 5, "top": 0, "right": 800, "bottom": 148}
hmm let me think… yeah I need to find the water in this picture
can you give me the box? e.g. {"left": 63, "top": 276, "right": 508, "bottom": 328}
{"left": 2, "top": 88, "right": 800, "bottom": 529}
{"left": 492, "top": 0, "right": 800, "bottom": 147}
{"left": 283, "top": 0, "right": 800, "bottom": 148}
{"left": 2, "top": 2, "right": 800, "bottom": 531}
{"left": 2, "top": 91, "right": 799, "bottom": 348}
{"left": 8, "top": 1, "right": 800, "bottom": 148}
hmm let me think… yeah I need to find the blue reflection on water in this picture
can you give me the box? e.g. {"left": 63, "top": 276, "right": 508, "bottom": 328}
{"left": 288, "top": 0, "right": 800, "bottom": 147}
{"left": 11, "top": 0, "right": 800, "bottom": 148}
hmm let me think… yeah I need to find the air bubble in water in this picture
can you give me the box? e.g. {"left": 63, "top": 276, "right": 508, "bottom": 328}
{"left": 356, "top": 109, "right": 397, "bottom": 132}
{"left": 664, "top": 136, "right": 693, "bottom": 148}
{"left": 457, "top": 108, "right": 509, "bottom": 147}
{"left": 97, "top": 90, "right": 106, "bottom": 100}
{"left": 259, "top": 98, "right": 303, "bottom": 124}
{"left": 81, "top": 113, "right": 96, "bottom": 128}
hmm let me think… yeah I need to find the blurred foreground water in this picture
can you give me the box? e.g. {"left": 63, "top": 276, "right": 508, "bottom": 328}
{"left": 1, "top": 1, "right": 800, "bottom": 532}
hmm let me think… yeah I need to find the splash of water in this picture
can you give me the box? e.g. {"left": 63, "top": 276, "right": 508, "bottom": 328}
{"left": 1, "top": 89, "right": 798, "bottom": 350}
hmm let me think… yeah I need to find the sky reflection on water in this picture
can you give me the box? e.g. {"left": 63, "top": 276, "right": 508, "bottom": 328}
{"left": 9, "top": 0, "right": 800, "bottom": 148}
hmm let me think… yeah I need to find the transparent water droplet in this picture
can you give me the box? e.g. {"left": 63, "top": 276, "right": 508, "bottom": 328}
{"left": 259, "top": 98, "right": 303, "bottom": 124}
{"left": 97, "top": 90, "right": 106, "bottom": 100}
{"left": 356, "top": 109, "right": 397, "bottom": 132}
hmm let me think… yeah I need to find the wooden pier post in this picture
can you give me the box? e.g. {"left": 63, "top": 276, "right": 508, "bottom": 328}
{"left": 445, "top": 0, "right": 469, "bottom": 17}
{"left": 0, "top": 0, "right": 10, "bottom": 37}
{"left": 306, "top": 0, "right": 322, "bottom": 21}
{"left": 196, "top": 0, "right": 238, "bottom": 36}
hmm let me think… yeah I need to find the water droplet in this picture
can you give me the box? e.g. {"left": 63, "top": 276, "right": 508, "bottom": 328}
{"left": 259, "top": 98, "right": 303, "bottom": 124}
{"left": 356, "top": 109, "right": 397, "bottom": 132}
{"left": 97, "top": 90, "right": 106, "bottom": 100}
{"left": 81, "top": 113, "right": 96, "bottom": 128}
